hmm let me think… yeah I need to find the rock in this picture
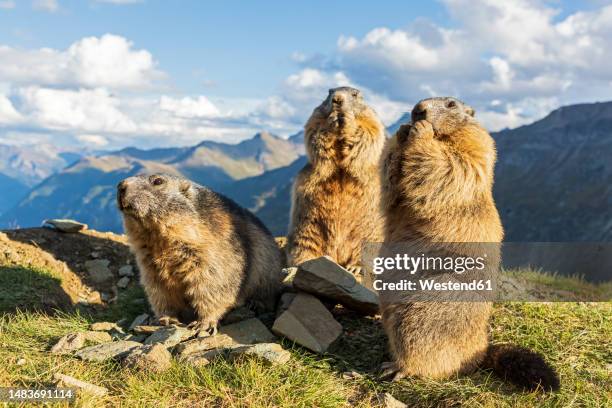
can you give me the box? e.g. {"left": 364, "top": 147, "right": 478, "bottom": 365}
{"left": 293, "top": 256, "right": 379, "bottom": 315}
{"left": 181, "top": 348, "right": 227, "bottom": 367}
{"left": 174, "top": 334, "right": 236, "bottom": 357}
{"left": 123, "top": 344, "right": 172, "bottom": 373}
{"left": 91, "top": 251, "right": 101, "bottom": 258}
{"left": 43, "top": 219, "right": 87, "bottom": 233}
{"left": 75, "top": 340, "right": 141, "bottom": 362}
{"left": 229, "top": 343, "right": 291, "bottom": 365}
{"left": 50, "top": 333, "right": 84, "bottom": 354}
{"left": 90, "top": 321, "right": 124, "bottom": 333}
{"left": 117, "top": 276, "right": 130, "bottom": 289}
{"left": 118, "top": 265, "right": 135, "bottom": 277}
{"left": 54, "top": 373, "right": 107, "bottom": 397}
{"left": 124, "top": 334, "right": 147, "bottom": 343}
{"left": 83, "top": 331, "right": 113, "bottom": 345}
{"left": 144, "top": 326, "right": 193, "bottom": 347}
{"left": 100, "top": 292, "right": 113, "bottom": 302}
{"left": 219, "top": 318, "right": 276, "bottom": 345}
{"left": 342, "top": 371, "right": 363, "bottom": 380}
{"left": 375, "top": 393, "right": 407, "bottom": 408}
{"left": 133, "top": 325, "right": 162, "bottom": 334}
{"left": 128, "top": 313, "right": 150, "bottom": 331}
{"left": 276, "top": 292, "right": 296, "bottom": 318}
{"left": 221, "top": 306, "right": 256, "bottom": 325}
{"left": 272, "top": 293, "right": 342, "bottom": 353}
{"left": 85, "top": 260, "right": 113, "bottom": 284}
{"left": 16, "top": 358, "right": 26, "bottom": 366}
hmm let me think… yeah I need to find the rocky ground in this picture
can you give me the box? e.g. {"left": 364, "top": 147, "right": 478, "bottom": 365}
{"left": 1, "top": 222, "right": 610, "bottom": 407}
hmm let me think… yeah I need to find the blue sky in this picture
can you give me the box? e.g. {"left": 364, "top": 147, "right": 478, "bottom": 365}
{"left": 0, "top": 0, "right": 611, "bottom": 149}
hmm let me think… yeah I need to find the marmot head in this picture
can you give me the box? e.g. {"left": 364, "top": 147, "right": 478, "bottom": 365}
{"left": 411, "top": 97, "right": 476, "bottom": 137}
{"left": 117, "top": 174, "right": 196, "bottom": 223}
{"left": 317, "top": 87, "right": 368, "bottom": 128}
{"left": 305, "top": 87, "right": 385, "bottom": 166}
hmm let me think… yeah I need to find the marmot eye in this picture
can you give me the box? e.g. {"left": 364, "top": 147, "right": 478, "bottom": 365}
{"left": 351, "top": 90, "right": 359, "bottom": 97}
{"left": 152, "top": 177, "right": 164, "bottom": 186}
{"left": 447, "top": 100, "right": 457, "bottom": 108}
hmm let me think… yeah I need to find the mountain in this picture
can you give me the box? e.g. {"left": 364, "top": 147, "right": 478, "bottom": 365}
{"left": 2, "top": 101, "right": 611, "bottom": 242}
{"left": 0, "top": 173, "right": 28, "bottom": 216}
{"left": 0, "top": 144, "right": 82, "bottom": 186}
{"left": 0, "top": 132, "right": 303, "bottom": 231}
{"left": 493, "top": 101, "right": 612, "bottom": 241}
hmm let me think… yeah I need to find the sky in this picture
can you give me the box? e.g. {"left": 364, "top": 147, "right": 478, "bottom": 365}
{"left": 0, "top": 0, "right": 611, "bottom": 150}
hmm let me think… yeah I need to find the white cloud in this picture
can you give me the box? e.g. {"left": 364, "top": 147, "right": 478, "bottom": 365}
{"left": 0, "top": 1, "right": 15, "bottom": 9}
{"left": 0, "top": 94, "right": 22, "bottom": 124}
{"left": 159, "top": 95, "right": 220, "bottom": 119}
{"left": 32, "top": 0, "right": 58, "bottom": 12}
{"left": 0, "top": 34, "right": 161, "bottom": 90}
{"left": 18, "top": 87, "right": 137, "bottom": 133}
{"left": 76, "top": 134, "right": 109, "bottom": 147}
{"left": 298, "top": 0, "right": 612, "bottom": 130}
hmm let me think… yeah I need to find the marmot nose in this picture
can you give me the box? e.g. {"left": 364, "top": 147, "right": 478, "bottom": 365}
{"left": 412, "top": 103, "right": 428, "bottom": 122}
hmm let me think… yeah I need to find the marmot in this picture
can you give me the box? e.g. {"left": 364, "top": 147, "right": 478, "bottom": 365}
{"left": 379, "top": 97, "right": 559, "bottom": 391}
{"left": 118, "top": 174, "right": 283, "bottom": 334}
{"left": 287, "top": 87, "right": 386, "bottom": 273}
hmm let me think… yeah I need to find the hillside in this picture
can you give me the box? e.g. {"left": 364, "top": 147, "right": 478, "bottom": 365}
{"left": 0, "top": 173, "right": 28, "bottom": 216}
{"left": 0, "top": 228, "right": 610, "bottom": 407}
{"left": 0, "top": 132, "right": 303, "bottom": 232}
{"left": 494, "top": 101, "right": 612, "bottom": 241}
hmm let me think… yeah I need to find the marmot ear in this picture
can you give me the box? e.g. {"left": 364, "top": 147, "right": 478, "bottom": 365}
{"left": 179, "top": 180, "right": 192, "bottom": 195}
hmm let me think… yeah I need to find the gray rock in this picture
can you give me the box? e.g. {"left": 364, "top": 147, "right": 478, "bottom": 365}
{"left": 123, "top": 344, "right": 172, "bottom": 373}
{"left": 50, "top": 333, "right": 85, "bottom": 354}
{"left": 221, "top": 306, "right": 256, "bottom": 325}
{"left": 276, "top": 292, "right": 296, "bottom": 318}
{"left": 181, "top": 348, "right": 227, "bottom": 367}
{"left": 272, "top": 293, "right": 342, "bottom": 353}
{"left": 128, "top": 313, "right": 150, "bottom": 331}
{"left": 144, "top": 326, "right": 193, "bottom": 347}
{"left": 294, "top": 256, "right": 379, "bottom": 315}
{"left": 375, "top": 393, "right": 407, "bottom": 408}
{"left": 85, "top": 260, "right": 113, "bottom": 284}
{"left": 174, "top": 334, "right": 236, "bottom": 357}
{"left": 75, "top": 340, "right": 141, "bottom": 362}
{"left": 342, "top": 371, "right": 363, "bottom": 380}
{"left": 117, "top": 276, "right": 130, "bottom": 289}
{"left": 219, "top": 318, "right": 276, "bottom": 344}
{"left": 124, "top": 334, "right": 147, "bottom": 343}
{"left": 229, "top": 343, "right": 291, "bottom": 365}
{"left": 83, "top": 331, "right": 113, "bottom": 345}
{"left": 133, "top": 325, "right": 163, "bottom": 334}
{"left": 54, "top": 373, "right": 107, "bottom": 397}
{"left": 43, "top": 219, "right": 87, "bottom": 233}
{"left": 90, "top": 321, "right": 124, "bottom": 333}
{"left": 118, "top": 265, "right": 135, "bottom": 277}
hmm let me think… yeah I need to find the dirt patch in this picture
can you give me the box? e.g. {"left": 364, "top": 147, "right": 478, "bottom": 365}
{"left": 1, "top": 228, "right": 135, "bottom": 310}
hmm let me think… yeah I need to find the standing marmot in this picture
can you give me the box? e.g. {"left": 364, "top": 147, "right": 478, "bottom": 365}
{"left": 379, "top": 97, "right": 559, "bottom": 391}
{"left": 118, "top": 174, "right": 283, "bottom": 334}
{"left": 287, "top": 87, "right": 386, "bottom": 273}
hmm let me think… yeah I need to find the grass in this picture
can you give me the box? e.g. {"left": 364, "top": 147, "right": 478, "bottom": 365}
{"left": 0, "top": 264, "right": 610, "bottom": 407}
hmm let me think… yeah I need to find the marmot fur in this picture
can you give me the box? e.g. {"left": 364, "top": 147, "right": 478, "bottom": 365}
{"left": 118, "top": 174, "right": 283, "bottom": 334}
{"left": 379, "top": 97, "right": 559, "bottom": 391}
{"left": 287, "top": 87, "right": 386, "bottom": 273}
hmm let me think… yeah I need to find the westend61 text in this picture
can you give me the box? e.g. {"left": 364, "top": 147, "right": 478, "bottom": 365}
{"left": 373, "top": 279, "right": 494, "bottom": 292}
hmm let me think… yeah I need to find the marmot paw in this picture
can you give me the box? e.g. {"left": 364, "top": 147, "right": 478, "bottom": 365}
{"left": 189, "top": 320, "right": 218, "bottom": 337}
{"left": 410, "top": 120, "right": 434, "bottom": 139}
{"left": 157, "top": 315, "right": 181, "bottom": 326}
{"left": 379, "top": 361, "right": 406, "bottom": 382}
